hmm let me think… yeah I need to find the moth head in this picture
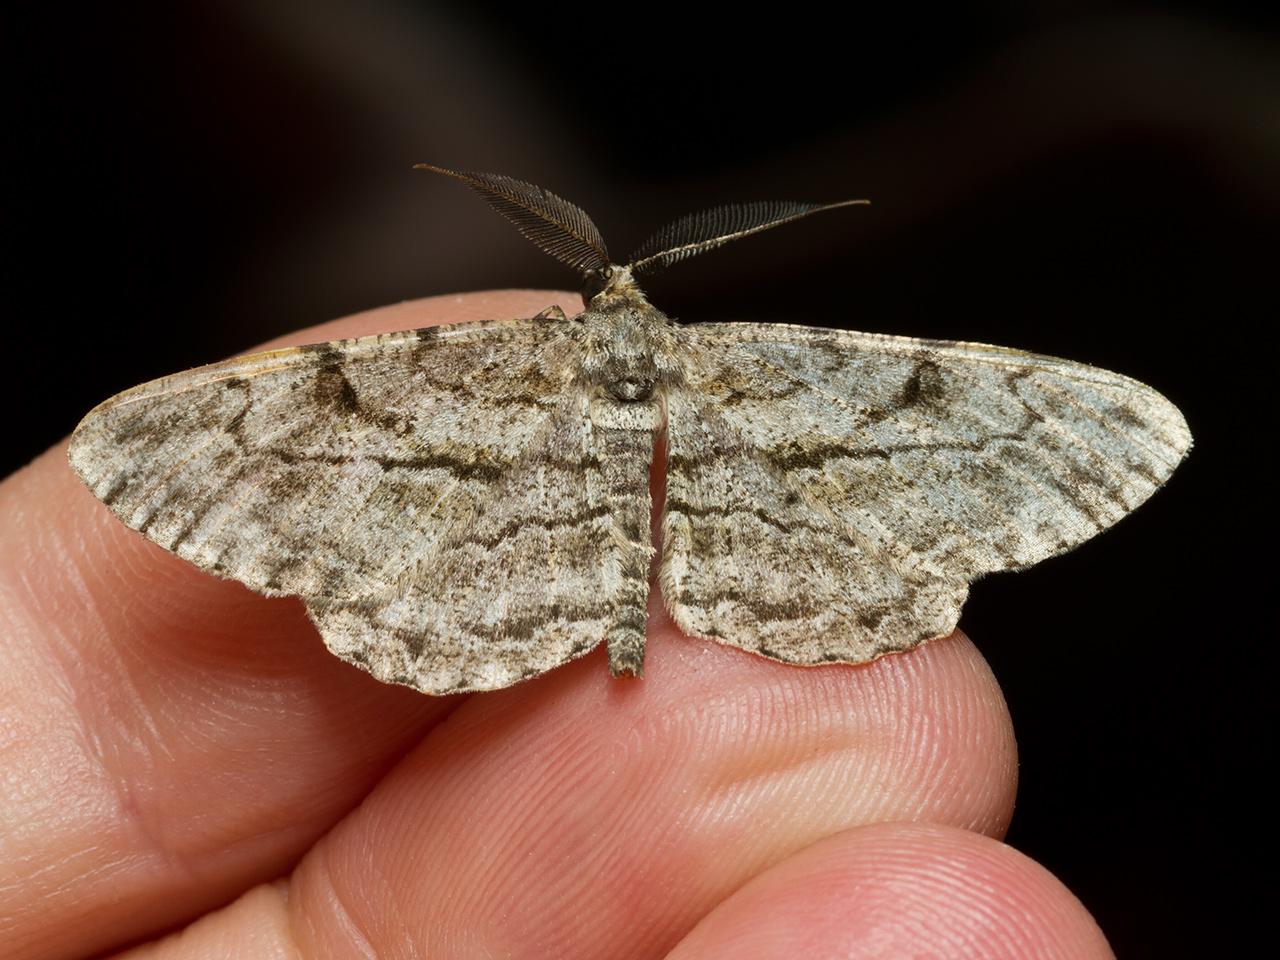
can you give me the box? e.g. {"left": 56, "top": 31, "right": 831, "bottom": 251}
{"left": 581, "top": 264, "right": 642, "bottom": 306}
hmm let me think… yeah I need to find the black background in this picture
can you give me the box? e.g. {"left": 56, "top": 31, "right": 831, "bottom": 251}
{"left": 11, "top": 2, "right": 1271, "bottom": 955}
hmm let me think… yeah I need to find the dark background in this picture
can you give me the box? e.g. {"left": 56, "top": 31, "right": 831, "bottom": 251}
{"left": 12, "top": 2, "right": 1272, "bottom": 955}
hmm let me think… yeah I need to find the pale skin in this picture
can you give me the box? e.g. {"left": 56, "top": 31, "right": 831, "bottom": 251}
{"left": 0, "top": 291, "right": 1114, "bottom": 959}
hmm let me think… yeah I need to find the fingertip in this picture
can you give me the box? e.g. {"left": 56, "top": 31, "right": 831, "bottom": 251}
{"left": 282, "top": 623, "right": 1019, "bottom": 958}
{"left": 668, "top": 822, "right": 1114, "bottom": 960}
{"left": 642, "top": 618, "right": 1018, "bottom": 837}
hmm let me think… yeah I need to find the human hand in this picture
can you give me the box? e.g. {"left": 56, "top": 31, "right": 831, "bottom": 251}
{"left": 0, "top": 291, "right": 1113, "bottom": 958}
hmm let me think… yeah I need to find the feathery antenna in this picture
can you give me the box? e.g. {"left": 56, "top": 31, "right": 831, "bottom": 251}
{"left": 627, "top": 199, "right": 869, "bottom": 274}
{"left": 415, "top": 164, "right": 610, "bottom": 275}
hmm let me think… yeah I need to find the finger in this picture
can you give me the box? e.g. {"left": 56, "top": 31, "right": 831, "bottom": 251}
{"left": 283, "top": 616, "right": 1017, "bottom": 958}
{"left": 667, "top": 822, "right": 1113, "bottom": 959}
{"left": 108, "top": 884, "right": 298, "bottom": 960}
{"left": 0, "top": 290, "right": 579, "bottom": 960}
{"left": 118, "top": 824, "right": 1101, "bottom": 960}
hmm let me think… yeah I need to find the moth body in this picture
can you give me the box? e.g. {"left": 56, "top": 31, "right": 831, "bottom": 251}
{"left": 572, "top": 269, "right": 673, "bottom": 675}
{"left": 66, "top": 167, "right": 1191, "bottom": 694}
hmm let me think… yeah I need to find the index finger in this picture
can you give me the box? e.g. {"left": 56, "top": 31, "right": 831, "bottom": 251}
{"left": 0, "top": 290, "right": 579, "bottom": 960}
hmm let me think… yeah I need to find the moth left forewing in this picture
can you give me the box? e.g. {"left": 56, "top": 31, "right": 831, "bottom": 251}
{"left": 70, "top": 309, "right": 662, "bottom": 695}
{"left": 70, "top": 317, "right": 581, "bottom": 605}
{"left": 661, "top": 321, "right": 1190, "bottom": 666}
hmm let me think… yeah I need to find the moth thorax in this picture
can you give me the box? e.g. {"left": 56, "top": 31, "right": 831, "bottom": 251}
{"left": 596, "top": 334, "right": 660, "bottom": 402}
{"left": 607, "top": 376, "right": 656, "bottom": 402}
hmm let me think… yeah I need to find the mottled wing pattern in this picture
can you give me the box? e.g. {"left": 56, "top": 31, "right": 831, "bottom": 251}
{"left": 70, "top": 317, "right": 573, "bottom": 600}
{"left": 660, "top": 391, "right": 969, "bottom": 665}
{"left": 310, "top": 397, "right": 656, "bottom": 693}
{"left": 70, "top": 313, "right": 639, "bottom": 692}
{"left": 661, "top": 322, "right": 1191, "bottom": 664}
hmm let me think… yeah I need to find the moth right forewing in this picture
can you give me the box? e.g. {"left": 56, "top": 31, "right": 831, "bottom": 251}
{"left": 670, "top": 322, "right": 1191, "bottom": 583}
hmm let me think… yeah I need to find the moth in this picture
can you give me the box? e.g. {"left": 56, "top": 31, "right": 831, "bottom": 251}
{"left": 69, "top": 166, "right": 1191, "bottom": 694}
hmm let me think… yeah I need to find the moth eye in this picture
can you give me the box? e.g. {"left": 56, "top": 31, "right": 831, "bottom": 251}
{"left": 582, "top": 267, "right": 612, "bottom": 302}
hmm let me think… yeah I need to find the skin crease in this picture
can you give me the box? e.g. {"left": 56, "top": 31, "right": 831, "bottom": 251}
{"left": 0, "top": 291, "right": 1112, "bottom": 959}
